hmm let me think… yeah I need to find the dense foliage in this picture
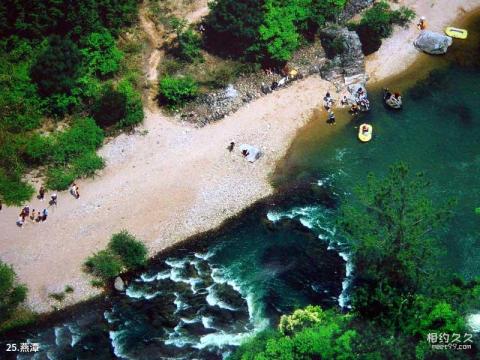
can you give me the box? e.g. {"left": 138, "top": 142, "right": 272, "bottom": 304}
{"left": 0, "top": 261, "right": 27, "bottom": 324}
{"left": 205, "top": 0, "right": 346, "bottom": 64}
{"left": 338, "top": 163, "right": 454, "bottom": 326}
{"left": 0, "top": 0, "right": 143, "bottom": 205}
{"left": 84, "top": 230, "right": 148, "bottom": 283}
{"left": 231, "top": 164, "right": 479, "bottom": 359}
{"left": 109, "top": 230, "right": 148, "bottom": 269}
{"left": 159, "top": 75, "right": 199, "bottom": 108}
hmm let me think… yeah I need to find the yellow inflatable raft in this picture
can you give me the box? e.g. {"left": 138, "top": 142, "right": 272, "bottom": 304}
{"left": 358, "top": 124, "right": 372, "bottom": 142}
{"left": 445, "top": 27, "right": 468, "bottom": 39}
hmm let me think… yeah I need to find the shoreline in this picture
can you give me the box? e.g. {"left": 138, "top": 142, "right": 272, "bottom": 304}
{"left": 0, "top": 0, "right": 479, "bottom": 316}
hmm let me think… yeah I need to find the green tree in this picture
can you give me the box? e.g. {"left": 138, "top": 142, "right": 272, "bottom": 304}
{"left": 338, "top": 163, "right": 454, "bottom": 327}
{"left": 84, "top": 250, "right": 123, "bottom": 280}
{"left": 92, "top": 88, "right": 128, "bottom": 127}
{"left": 311, "top": 0, "right": 347, "bottom": 27}
{"left": 0, "top": 261, "right": 28, "bottom": 323}
{"left": 109, "top": 230, "right": 148, "bottom": 269}
{"left": 205, "top": 0, "right": 266, "bottom": 58}
{"left": 279, "top": 305, "right": 326, "bottom": 336}
{"left": 30, "top": 36, "right": 83, "bottom": 98}
{"left": 258, "top": 0, "right": 300, "bottom": 63}
{"left": 0, "top": 38, "right": 43, "bottom": 133}
{"left": 81, "top": 30, "right": 123, "bottom": 77}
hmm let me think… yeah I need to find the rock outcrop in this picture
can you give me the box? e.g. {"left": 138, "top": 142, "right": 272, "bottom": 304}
{"left": 414, "top": 31, "right": 453, "bottom": 55}
{"left": 319, "top": 27, "right": 367, "bottom": 87}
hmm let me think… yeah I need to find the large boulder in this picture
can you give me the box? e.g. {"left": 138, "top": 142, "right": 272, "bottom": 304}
{"left": 414, "top": 31, "right": 453, "bottom": 55}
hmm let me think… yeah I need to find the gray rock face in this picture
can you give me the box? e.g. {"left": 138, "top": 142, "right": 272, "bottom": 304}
{"left": 114, "top": 276, "right": 125, "bottom": 292}
{"left": 414, "top": 31, "right": 453, "bottom": 55}
{"left": 319, "top": 27, "right": 367, "bottom": 86}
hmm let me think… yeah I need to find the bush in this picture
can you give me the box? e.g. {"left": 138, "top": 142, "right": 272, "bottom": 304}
{"left": 177, "top": 29, "right": 203, "bottom": 63}
{"left": 109, "top": 230, "right": 148, "bottom": 269}
{"left": 45, "top": 167, "right": 76, "bottom": 190}
{"left": 92, "top": 88, "right": 128, "bottom": 127}
{"left": 84, "top": 250, "right": 123, "bottom": 280}
{"left": 72, "top": 151, "right": 105, "bottom": 178}
{"left": 159, "top": 75, "right": 198, "bottom": 108}
{"left": 52, "top": 117, "right": 104, "bottom": 164}
{"left": 360, "top": 1, "right": 394, "bottom": 38}
{"left": 0, "top": 261, "right": 28, "bottom": 323}
{"left": 0, "top": 172, "right": 35, "bottom": 205}
{"left": 22, "top": 134, "right": 52, "bottom": 165}
{"left": 116, "top": 79, "right": 144, "bottom": 129}
{"left": 391, "top": 6, "right": 416, "bottom": 27}
{"left": 81, "top": 30, "right": 123, "bottom": 77}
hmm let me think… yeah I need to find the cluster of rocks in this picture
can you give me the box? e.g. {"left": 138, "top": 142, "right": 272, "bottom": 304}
{"left": 180, "top": 26, "right": 367, "bottom": 126}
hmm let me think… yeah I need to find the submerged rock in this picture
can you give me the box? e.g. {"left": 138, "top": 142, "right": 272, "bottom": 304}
{"left": 414, "top": 31, "right": 453, "bottom": 55}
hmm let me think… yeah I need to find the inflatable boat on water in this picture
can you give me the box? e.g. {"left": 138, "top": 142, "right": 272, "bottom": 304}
{"left": 358, "top": 124, "right": 372, "bottom": 142}
{"left": 445, "top": 27, "right": 468, "bottom": 39}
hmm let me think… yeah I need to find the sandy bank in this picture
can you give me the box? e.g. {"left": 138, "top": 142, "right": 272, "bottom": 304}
{"left": 0, "top": 75, "right": 336, "bottom": 313}
{"left": 366, "top": 0, "right": 479, "bottom": 83}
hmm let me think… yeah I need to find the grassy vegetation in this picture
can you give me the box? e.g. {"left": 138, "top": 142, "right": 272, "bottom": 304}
{"left": 84, "top": 230, "right": 148, "bottom": 284}
{"left": 0, "top": 260, "right": 33, "bottom": 333}
{"left": 0, "top": 0, "right": 144, "bottom": 205}
{"left": 230, "top": 164, "right": 479, "bottom": 359}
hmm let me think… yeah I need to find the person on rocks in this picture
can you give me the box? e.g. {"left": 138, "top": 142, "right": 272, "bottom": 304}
{"left": 350, "top": 103, "right": 360, "bottom": 115}
{"left": 323, "top": 92, "right": 334, "bottom": 110}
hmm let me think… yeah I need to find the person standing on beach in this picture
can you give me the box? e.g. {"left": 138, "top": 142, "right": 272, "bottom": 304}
{"left": 16, "top": 216, "right": 24, "bottom": 227}
{"left": 417, "top": 16, "right": 427, "bottom": 30}
{"left": 50, "top": 193, "right": 57, "bottom": 206}
{"left": 41, "top": 208, "right": 48, "bottom": 222}
{"left": 30, "top": 209, "right": 36, "bottom": 222}
{"left": 70, "top": 183, "right": 80, "bottom": 199}
{"left": 39, "top": 186, "right": 45, "bottom": 201}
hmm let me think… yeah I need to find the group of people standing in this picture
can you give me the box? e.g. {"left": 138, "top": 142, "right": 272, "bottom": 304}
{"left": 15, "top": 183, "right": 80, "bottom": 228}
